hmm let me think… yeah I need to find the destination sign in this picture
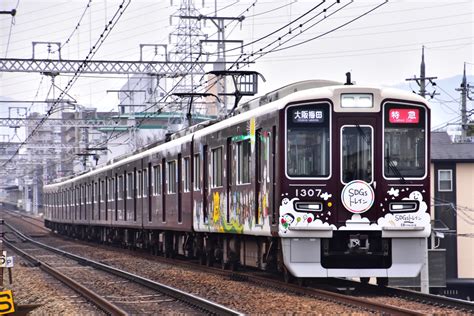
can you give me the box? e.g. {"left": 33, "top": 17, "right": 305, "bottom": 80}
{"left": 389, "top": 108, "right": 419, "bottom": 124}
{"left": 291, "top": 109, "right": 324, "bottom": 123}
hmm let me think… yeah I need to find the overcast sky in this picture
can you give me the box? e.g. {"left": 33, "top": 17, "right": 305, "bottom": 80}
{"left": 0, "top": 0, "right": 472, "bottom": 127}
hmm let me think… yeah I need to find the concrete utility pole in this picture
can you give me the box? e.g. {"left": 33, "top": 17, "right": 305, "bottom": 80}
{"left": 406, "top": 46, "right": 437, "bottom": 99}
{"left": 406, "top": 46, "right": 436, "bottom": 294}
{"left": 455, "top": 63, "right": 473, "bottom": 141}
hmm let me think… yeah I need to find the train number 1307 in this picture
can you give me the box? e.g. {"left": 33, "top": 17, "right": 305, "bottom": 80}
{"left": 295, "top": 188, "right": 321, "bottom": 197}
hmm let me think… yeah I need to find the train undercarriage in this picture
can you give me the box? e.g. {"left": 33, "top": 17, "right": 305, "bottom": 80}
{"left": 45, "top": 220, "right": 281, "bottom": 273}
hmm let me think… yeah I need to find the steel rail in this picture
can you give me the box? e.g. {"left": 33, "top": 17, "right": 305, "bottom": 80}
{"left": 3, "top": 239, "right": 128, "bottom": 316}
{"left": 242, "top": 273, "right": 425, "bottom": 316}
{"left": 3, "top": 221, "right": 242, "bottom": 316}
{"left": 381, "top": 285, "right": 474, "bottom": 313}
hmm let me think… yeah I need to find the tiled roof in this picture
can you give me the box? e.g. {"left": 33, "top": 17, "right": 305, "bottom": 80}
{"left": 431, "top": 132, "right": 474, "bottom": 161}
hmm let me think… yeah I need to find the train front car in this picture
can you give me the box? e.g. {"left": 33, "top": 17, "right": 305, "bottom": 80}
{"left": 279, "top": 85, "right": 430, "bottom": 282}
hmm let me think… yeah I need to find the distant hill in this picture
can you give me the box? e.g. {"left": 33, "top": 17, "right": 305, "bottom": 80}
{"left": 393, "top": 75, "right": 474, "bottom": 131}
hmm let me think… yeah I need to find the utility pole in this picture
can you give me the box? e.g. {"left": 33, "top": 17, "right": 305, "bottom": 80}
{"left": 406, "top": 46, "right": 437, "bottom": 99}
{"left": 455, "top": 63, "right": 473, "bottom": 141}
{"left": 180, "top": 2, "right": 245, "bottom": 115}
{"left": 406, "top": 46, "right": 436, "bottom": 294}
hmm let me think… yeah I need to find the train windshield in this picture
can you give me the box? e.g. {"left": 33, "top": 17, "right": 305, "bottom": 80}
{"left": 341, "top": 125, "right": 373, "bottom": 183}
{"left": 384, "top": 103, "right": 426, "bottom": 178}
{"left": 286, "top": 103, "right": 330, "bottom": 178}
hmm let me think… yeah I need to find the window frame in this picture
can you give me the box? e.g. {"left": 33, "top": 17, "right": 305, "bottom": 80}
{"left": 382, "top": 102, "right": 428, "bottom": 180}
{"left": 211, "top": 146, "right": 223, "bottom": 188}
{"left": 438, "top": 169, "right": 453, "bottom": 192}
{"left": 167, "top": 160, "right": 177, "bottom": 194}
{"left": 117, "top": 175, "right": 124, "bottom": 200}
{"left": 126, "top": 172, "right": 134, "bottom": 199}
{"left": 143, "top": 168, "right": 148, "bottom": 198}
{"left": 137, "top": 170, "right": 143, "bottom": 198}
{"left": 340, "top": 124, "right": 374, "bottom": 185}
{"left": 183, "top": 157, "right": 191, "bottom": 192}
{"left": 108, "top": 177, "right": 115, "bottom": 202}
{"left": 284, "top": 102, "right": 332, "bottom": 180}
{"left": 236, "top": 139, "right": 251, "bottom": 185}
{"left": 153, "top": 165, "right": 162, "bottom": 196}
{"left": 193, "top": 154, "right": 201, "bottom": 191}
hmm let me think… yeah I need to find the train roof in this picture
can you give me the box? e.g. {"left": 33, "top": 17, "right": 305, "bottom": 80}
{"left": 44, "top": 81, "right": 429, "bottom": 190}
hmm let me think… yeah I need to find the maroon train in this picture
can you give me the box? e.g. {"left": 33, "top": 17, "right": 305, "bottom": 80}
{"left": 44, "top": 80, "right": 431, "bottom": 283}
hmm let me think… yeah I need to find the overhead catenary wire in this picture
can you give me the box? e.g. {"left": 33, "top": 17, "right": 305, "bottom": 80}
{"left": 2, "top": 0, "right": 132, "bottom": 168}
{"left": 2, "top": 0, "right": 20, "bottom": 58}
{"left": 50, "top": 0, "right": 92, "bottom": 54}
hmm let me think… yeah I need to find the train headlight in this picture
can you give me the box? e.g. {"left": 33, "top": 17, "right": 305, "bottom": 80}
{"left": 294, "top": 201, "right": 323, "bottom": 212}
{"left": 389, "top": 201, "right": 418, "bottom": 212}
{"left": 341, "top": 93, "right": 373, "bottom": 108}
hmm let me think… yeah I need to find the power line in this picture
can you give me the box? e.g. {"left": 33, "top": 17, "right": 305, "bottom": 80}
{"left": 2, "top": 0, "right": 132, "bottom": 168}
{"left": 50, "top": 0, "right": 92, "bottom": 54}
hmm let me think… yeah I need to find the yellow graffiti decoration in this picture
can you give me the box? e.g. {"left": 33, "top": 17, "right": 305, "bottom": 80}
{"left": 249, "top": 117, "right": 256, "bottom": 146}
{"left": 213, "top": 192, "right": 220, "bottom": 223}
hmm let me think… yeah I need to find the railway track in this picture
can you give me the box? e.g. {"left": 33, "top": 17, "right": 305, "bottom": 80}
{"left": 2, "top": 220, "right": 241, "bottom": 316}
{"left": 3, "top": 208, "right": 473, "bottom": 315}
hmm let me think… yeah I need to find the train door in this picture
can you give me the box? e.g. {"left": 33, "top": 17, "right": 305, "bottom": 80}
{"left": 335, "top": 117, "right": 378, "bottom": 224}
{"left": 202, "top": 145, "right": 209, "bottom": 222}
{"left": 178, "top": 154, "right": 182, "bottom": 223}
{"left": 255, "top": 129, "right": 262, "bottom": 225}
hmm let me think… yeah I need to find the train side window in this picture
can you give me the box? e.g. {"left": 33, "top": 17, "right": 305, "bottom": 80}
{"left": 237, "top": 139, "right": 251, "bottom": 184}
{"left": 126, "top": 172, "right": 134, "bottom": 199}
{"left": 211, "top": 147, "right": 223, "bottom": 188}
{"left": 137, "top": 170, "right": 143, "bottom": 198}
{"left": 100, "top": 180, "right": 105, "bottom": 202}
{"left": 108, "top": 178, "right": 114, "bottom": 201}
{"left": 193, "top": 154, "right": 200, "bottom": 191}
{"left": 183, "top": 157, "right": 190, "bottom": 192}
{"left": 88, "top": 184, "right": 92, "bottom": 205}
{"left": 167, "top": 160, "right": 177, "bottom": 194}
{"left": 153, "top": 165, "right": 161, "bottom": 195}
{"left": 95, "top": 182, "right": 99, "bottom": 204}
{"left": 143, "top": 168, "right": 148, "bottom": 197}
{"left": 74, "top": 187, "right": 77, "bottom": 220}
{"left": 118, "top": 176, "right": 123, "bottom": 200}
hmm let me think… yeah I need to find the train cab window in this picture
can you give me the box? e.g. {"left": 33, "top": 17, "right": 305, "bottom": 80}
{"left": 341, "top": 125, "right": 373, "bottom": 184}
{"left": 143, "top": 168, "right": 148, "bottom": 197}
{"left": 237, "top": 139, "right": 251, "bottom": 184}
{"left": 211, "top": 147, "right": 223, "bottom": 187}
{"left": 193, "top": 154, "right": 201, "bottom": 191}
{"left": 286, "top": 103, "right": 330, "bottom": 178}
{"left": 126, "top": 172, "right": 134, "bottom": 199}
{"left": 167, "top": 161, "right": 177, "bottom": 193}
{"left": 153, "top": 165, "right": 161, "bottom": 195}
{"left": 183, "top": 157, "right": 190, "bottom": 192}
{"left": 384, "top": 103, "right": 426, "bottom": 178}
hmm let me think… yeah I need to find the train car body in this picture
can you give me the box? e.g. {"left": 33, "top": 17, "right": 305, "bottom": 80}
{"left": 44, "top": 80, "right": 430, "bottom": 280}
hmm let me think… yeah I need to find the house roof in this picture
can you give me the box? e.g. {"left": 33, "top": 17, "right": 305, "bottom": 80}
{"left": 431, "top": 132, "right": 474, "bottom": 161}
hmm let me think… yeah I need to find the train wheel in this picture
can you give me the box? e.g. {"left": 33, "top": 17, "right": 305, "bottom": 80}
{"left": 230, "top": 261, "right": 239, "bottom": 272}
{"left": 377, "top": 277, "right": 388, "bottom": 287}
{"left": 206, "top": 254, "right": 214, "bottom": 267}
{"left": 283, "top": 267, "right": 293, "bottom": 283}
{"left": 199, "top": 253, "right": 206, "bottom": 265}
{"left": 221, "top": 260, "right": 228, "bottom": 270}
{"left": 296, "top": 277, "right": 306, "bottom": 287}
{"left": 360, "top": 277, "right": 370, "bottom": 284}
